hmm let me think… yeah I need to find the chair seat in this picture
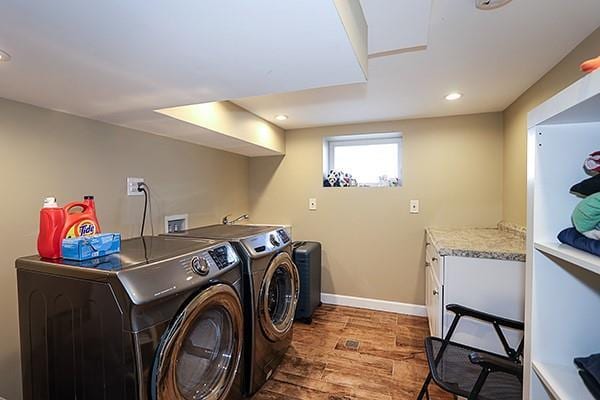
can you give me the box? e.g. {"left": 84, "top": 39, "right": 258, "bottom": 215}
{"left": 424, "top": 337, "right": 522, "bottom": 400}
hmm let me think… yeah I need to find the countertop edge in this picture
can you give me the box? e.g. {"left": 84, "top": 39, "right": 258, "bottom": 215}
{"left": 426, "top": 228, "right": 526, "bottom": 263}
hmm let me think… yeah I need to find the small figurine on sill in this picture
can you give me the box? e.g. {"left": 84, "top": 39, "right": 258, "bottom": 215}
{"left": 339, "top": 172, "right": 352, "bottom": 187}
{"left": 323, "top": 169, "right": 355, "bottom": 187}
{"left": 325, "top": 170, "right": 340, "bottom": 187}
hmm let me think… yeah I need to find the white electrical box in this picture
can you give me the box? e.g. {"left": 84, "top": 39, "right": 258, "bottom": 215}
{"left": 165, "top": 214, "right": 188, "bottom": 233}
{"left": 309, "top": 198, "right": 317, "bottom": 211}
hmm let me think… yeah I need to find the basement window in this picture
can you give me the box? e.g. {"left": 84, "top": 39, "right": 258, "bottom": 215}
{"left": 323, "top": 133, "right": 402, "bottom": 187}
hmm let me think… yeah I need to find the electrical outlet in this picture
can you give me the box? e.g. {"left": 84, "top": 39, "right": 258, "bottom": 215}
{"left": 127, "top": 177, "right": 144, "bottom": 196}
{"left": 410, "top": 200, "right": 420, "bottom": 214}
{"left": 309, "top": 198, "right": 317, "bottom": 211}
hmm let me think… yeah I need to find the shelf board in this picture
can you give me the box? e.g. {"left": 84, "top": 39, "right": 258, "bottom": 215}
{"left": 528, "top": 69, "right": 600, "bottom": 128}
{"left": 532, "top": 360, "right": 594, "bottom": 400}
{"left": 535, "top": 242, "right": 600, "bottom": 276}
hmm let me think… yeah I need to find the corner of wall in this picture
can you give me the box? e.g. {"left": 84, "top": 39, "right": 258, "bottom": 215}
{"left": 501, "top": 26, "right": 600, "bottom": 228}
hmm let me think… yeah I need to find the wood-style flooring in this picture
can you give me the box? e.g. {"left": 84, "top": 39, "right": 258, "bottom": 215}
{"left": 252, "top": 304, "right": 453, "bottom": 400}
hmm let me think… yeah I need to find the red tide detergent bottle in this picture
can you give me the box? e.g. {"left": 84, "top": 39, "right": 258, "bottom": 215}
{"left": 37, "top": 195, "right": 101, "bottom": 259}
{"left": 61, "top": 196, "right": 101, "bottom": 239}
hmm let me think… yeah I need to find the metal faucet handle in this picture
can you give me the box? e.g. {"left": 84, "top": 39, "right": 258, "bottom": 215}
{"left": 231, "top": 214, "right": 249, "bottom": 224}
{"left": 222, "top": 214, "right": 249, "bottom": 225}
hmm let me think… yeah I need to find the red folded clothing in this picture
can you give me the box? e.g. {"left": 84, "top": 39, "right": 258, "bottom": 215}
{"left": 584, "top": 151, "right": 600, "bottom": 175}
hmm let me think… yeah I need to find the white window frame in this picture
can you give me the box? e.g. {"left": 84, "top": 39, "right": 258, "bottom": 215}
{"left": 323, "top": 132, "right": 403, "bottom": 187}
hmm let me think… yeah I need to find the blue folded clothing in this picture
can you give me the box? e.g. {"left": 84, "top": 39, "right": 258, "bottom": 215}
{"left": 575, "top": 354, "right": 600, "bottom": 400}
{"left": 557, "top": 228, "right": 600, "bottom": 256}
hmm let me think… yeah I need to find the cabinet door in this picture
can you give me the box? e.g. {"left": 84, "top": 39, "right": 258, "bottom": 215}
{"left": 426, "top": 243, "right": 443, "bottom": 282}
{"left": 425, "top": 265, "right": 443, "bottom": 337}
{"left": 443, "top": 256, "right": 525, "bottom": 354}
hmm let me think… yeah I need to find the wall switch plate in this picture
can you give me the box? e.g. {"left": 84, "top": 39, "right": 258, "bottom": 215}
{"left": 309, "top": 198, "right": 317, "bottom": 211}
{"left": 410, "top": 200, "right": 420, "bottom": 214}
{"left": 127, "top": 177, "right": 144, "bottom": 196}
{"left": 165, "top": 214, "right": 188, "bottom": 233}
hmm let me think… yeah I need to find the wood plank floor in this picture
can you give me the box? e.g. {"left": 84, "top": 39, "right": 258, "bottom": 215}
{"left": 252, "top": 304, "right": 453, "bottom": 400}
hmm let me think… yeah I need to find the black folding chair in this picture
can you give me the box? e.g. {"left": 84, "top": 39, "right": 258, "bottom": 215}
{"left": 417, "top": 304, "right": 524, "bottom": 400}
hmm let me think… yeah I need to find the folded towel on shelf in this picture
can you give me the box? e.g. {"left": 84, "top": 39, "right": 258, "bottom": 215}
{"left": 558, "top": 228, "right": 600, "bottom": 256}
{"left": 571, "top": 174, "right": 600, "bottom": 197}
{"left": 575, "top": 354, "right": 600, "bottom": 400}
{"left": 579, "top": 370, "right": 600, "bottom": 400}
{"left": 572, "top": 193, "right": 600, "bottom": 236}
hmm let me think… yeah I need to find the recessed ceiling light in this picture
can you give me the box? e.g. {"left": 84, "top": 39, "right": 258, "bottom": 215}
{"left": 476, "top": 0, "right": 512, "bottom": 10}
{"left": 274, "top": 114, "right": 288, "bottom": 121}
{"left": 0, "top": 49, "right": 11, "bottom": 62}
{"left": 445, "top": 92, "right": 463, "bottom": 101}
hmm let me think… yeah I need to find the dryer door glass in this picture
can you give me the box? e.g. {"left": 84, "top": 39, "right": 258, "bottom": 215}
{"left": 153, "top": 284, "right": 243, "bottom": 400}
{"left": 259, "top": 252, "right": 300, "bottom": 341}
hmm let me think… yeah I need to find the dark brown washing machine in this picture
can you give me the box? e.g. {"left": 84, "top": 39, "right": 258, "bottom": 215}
{"left": 16, "top": 236, "right": 245, "bottom": 400}
{"left": 164, "top": 225, "right": 299, "bottom": 395}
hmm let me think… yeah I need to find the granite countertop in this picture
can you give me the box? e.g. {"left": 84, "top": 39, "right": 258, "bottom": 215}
{"left": 426, "top": 222, "right": 526, "bottom": 262}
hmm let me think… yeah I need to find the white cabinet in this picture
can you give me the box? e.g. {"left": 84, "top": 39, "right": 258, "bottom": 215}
{"left": 425, "top": 239, "right": 525, "bottom": 355}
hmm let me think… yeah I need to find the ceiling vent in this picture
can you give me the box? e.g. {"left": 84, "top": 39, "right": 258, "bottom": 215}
{"left": 476, "top": 0, "right": 512, "bottom": 10}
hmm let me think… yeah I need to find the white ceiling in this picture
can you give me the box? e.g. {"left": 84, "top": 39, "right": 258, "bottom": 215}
{"left": 361, "top": 0, "right": 431, "bottom": 57}
{"left": 0, "top": 0, "right": 365, "bottom": 152}
{"left": 0, "top": 0, "right": 599, "bottom": 144}
{"left": 235, "top": 0, "right": 600, "bottom": 129}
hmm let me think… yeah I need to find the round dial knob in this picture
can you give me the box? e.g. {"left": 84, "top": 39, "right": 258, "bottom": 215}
{"left": 191, "top": 256, "right": 210, "bottom": 276}
{"left": 269, "top": 234, "right": 280, "bottom": 247}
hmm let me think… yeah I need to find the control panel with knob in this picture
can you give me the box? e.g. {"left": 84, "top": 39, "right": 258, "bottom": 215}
{"left": 208, "top": 246, "right": 235, "bottom": 270}
{"left": 241, "top": 228, "right": 292, "bottom": 257}
{"left": 277, "top": 228, "right": 290, "bottom": 244}
{"left": 191, "top": 255, "right": 210, "bottom": 276}
{"left": 269, "top": 234, "right": 281, "bottom": 247}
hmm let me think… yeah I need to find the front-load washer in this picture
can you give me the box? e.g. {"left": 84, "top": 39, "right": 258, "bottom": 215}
{"left": 16, "top": 236, "right": 245, "bottom": 400}
{"left": 163, "top": 225, "right": 299, "bottom": 395}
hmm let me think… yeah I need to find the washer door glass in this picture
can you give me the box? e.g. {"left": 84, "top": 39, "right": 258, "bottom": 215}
{"left": 153, "top": 284, "right": 243, "bottom": 400}
{"left": 259, "top": 252, "right": 299, "bottom": 341}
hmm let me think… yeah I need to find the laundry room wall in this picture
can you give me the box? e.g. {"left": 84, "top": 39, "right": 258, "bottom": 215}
{"left": 0, "top": 98, "right": 250, "bottom": 400}
{"left": 502, "top": 26, "right": 600, "bottom": 226}
{"left": 248, "top": 112, "right": 504, "bottom": 307}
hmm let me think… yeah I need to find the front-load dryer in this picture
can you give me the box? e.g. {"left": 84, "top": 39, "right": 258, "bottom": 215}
{"left": 163, "top": 225, "right": 299, "bottom": 395}
{"left": 16, "top": 236, "right": 245, "bottom": 400}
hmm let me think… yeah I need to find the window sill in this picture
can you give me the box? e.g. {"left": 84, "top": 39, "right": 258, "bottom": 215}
{"left": 322, "top": 184, "right": 402, "bottom": 189}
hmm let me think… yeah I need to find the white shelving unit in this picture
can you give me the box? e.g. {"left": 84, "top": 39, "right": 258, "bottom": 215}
{"left": 532, "top": 360, "right": 595, "bottom": 400}
{"left": 535, "top": 242, "right": 600, "bottom": 276}
{"left": 525, "top": 70, "right": 600, "bottom": 400}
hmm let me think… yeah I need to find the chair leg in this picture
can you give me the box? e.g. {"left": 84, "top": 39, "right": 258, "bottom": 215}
{"left": 467, "top": 369, "right": 490, "bottom": 400}
{"left": 417, "top": 373, "right": 432, "bottom": 400}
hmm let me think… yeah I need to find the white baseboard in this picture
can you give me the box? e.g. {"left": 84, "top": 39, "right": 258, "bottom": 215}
{"left": 320, "top": 293, "right": 427, "bottom": 317}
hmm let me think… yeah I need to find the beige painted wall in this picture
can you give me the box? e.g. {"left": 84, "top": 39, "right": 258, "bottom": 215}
{"left": 248, "top": 113, "right": 504, "bottom": 306}
{"left": 503, "top": 27, "right": 600, "bottom": 226}
{"left": 0, "top": 98, "right": 249, "bottom": 400}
